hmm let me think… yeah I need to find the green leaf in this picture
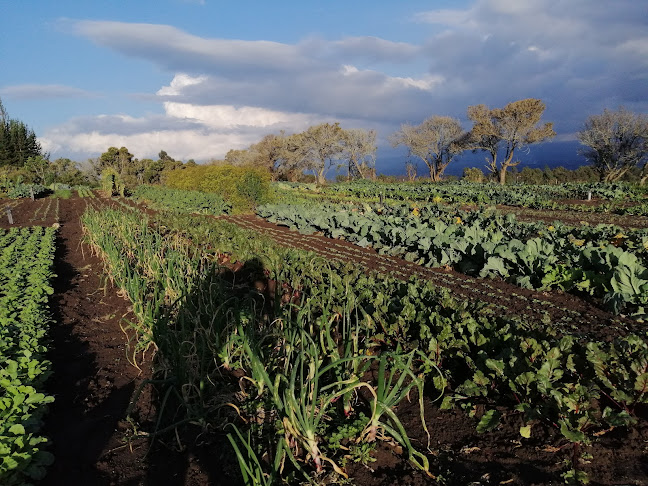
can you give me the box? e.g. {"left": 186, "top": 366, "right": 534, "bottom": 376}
{"left": 559, "top": 421, "right": 586, "bottom": 443}
{"left": 634, "top": 372, "right": 648, "bottom": 394}
{"left": 9, "top": 424, "right": 25, "bottom": 435}
{"left": 485, "top": 358, "right": 505, "bottom": 377}
{"left": 476, "top": 409, "right": 501, "bottom": 433}
{"left": 519, "top": 425, "right": 531, "bottom": 438}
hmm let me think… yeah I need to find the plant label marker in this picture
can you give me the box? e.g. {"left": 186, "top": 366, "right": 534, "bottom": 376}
{"left": 5, "top": 206, "right": 13, "bottom": 225}
{"left": 30, "top": 187, "right": 35, "bottom": 201}
{"left": 587, "top": 191, "right": 592, "bottom": 201}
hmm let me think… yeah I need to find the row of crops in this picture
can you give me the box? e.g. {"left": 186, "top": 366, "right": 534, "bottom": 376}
{"left": 324, "top": 181, "right": 647, "bottom": 207}
{"left": 256, "top": 202, "right": 648, "bottom": 316}
{"left": 0, "top": 226, "right": 57, "bottom": 485}
{"left": 273, "top": 181, "right": 648, "bottom": 216}
{"left": 131, "top": 185, "right": 231, "bottom": 215}
{"left": 82, "top": 203, "right": 648, "bottom": 484}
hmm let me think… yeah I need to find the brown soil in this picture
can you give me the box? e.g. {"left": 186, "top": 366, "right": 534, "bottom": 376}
{"left": 1, "top": 195, "right": 646, "bottom": 485}
{"left": 496, "top": 205, "right": 648, "bottom": 229}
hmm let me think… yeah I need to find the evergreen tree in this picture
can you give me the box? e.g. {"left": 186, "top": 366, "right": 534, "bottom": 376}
{"left": 0, "top": 97, "right": 45, "bottom": 167}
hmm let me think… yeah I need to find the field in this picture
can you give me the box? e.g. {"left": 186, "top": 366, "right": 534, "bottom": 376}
{"left": 1, "top": 182, "right": 647, "bottom": 486}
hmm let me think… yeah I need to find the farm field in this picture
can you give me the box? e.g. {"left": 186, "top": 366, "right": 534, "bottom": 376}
{"left": 1, "top": 184, "right": 647, "bottom": 486}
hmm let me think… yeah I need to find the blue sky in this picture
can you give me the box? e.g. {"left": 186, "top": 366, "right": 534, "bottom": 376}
{"left": 1, "top": 0, "right": 647, "bottom": 173}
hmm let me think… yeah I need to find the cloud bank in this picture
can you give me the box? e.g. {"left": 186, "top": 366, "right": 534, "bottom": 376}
{"left": 41, "top": 0, "right": 648, "bottom": 164}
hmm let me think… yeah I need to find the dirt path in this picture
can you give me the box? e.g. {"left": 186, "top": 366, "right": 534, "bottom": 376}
{"left": 0, "top": 196, "right": 214, "bottom": 486}
{"left": 222, "top": 214, "right": 639, "bottom": 340}
{"left": 496, "top": 205, "right": 648, "bottom": 229}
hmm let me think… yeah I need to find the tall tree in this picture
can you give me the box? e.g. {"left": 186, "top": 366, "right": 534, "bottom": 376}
{"left": 99, "top": 146, "right": 134, "bottom": 174}
{"left": 341, "top": 128, "right": 376, "bottom": 180}
{"left": 577, "top": 107, "right": 648, "bottom": 183}
{"left": 0, "top": 97, "right": 45, "bottom": 167}
{"left": 24, "top": 155, "right": 51, "bottom": 184}
{"left": 390, "top": 116, "right": 466, "bottom": 182}
{"left": 250, "top": 133, "right": 286, "bottom": 178}
{"left": 296, "top": 123, "right": 345, "bottom": 184}
{"left": 224, "top": 148, "right": 256, "bottom": 166}
{"left": 467, "top": 99, "right": 555, "bottom": 184}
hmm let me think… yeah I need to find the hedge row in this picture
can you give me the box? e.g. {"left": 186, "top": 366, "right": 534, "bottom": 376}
{"left": 164, "top": 165, "right": 272, "bottom": 211}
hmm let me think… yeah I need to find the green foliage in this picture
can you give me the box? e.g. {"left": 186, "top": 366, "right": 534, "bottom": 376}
{"left": 0, "top": 100, "right": 44, "bottom": 168}
{"left": 256, "top": 202, "right": 648, "bottom": 314}
{"left": 6, "top": 183, "right": 48, "bottom": 199}
{"left": 131, "top": 185, "right": 231, "bottom": 215}
{"left": 81, "top": 205, "right": 648, "bottom": 484}
{"left": 164, "top": 164, "right": 272, "bottom": 211}
{"left": 101, "top": 167, "right": 126, "bottom": 196}
{"left": 0, "top": 226, "right": 57, "bottom": 485}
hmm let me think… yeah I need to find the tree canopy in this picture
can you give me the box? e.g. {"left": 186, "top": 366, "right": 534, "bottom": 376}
{"left": 467, "top": 98, "right": 555, "bottom": 184}
{"left": 391, "top": 116, "right": 466, "bottom": 182}
{"left": 577, "top": 107, "right": 648, "bottom": 184}
{"left": 0, "top": 97, "right": 45, "bottom": 167}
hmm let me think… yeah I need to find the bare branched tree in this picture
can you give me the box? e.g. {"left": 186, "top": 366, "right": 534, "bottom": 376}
{"left": 405, "top": 161, "right": 417, "bottom": 181}
{"left": 467, "top": 99, "right": 555, "bottom": 184}
{"left": 296, "top": 123, "right": 345, "bottom": 184}
{"left": 577, "top": 107, "right": 648, "bottom": 183}
{"left": 341, "top": 128, "right": 376, "bottom": 180}
{"left": 390, "top": 116, "right": 466, "bottom": 182}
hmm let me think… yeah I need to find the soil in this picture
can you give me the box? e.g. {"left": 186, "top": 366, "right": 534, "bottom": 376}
{"left": 496, "top": 205, "right": 648, "bottom": 229}
{"left": 1, "top": 194, "right": 647, "bottom": 485}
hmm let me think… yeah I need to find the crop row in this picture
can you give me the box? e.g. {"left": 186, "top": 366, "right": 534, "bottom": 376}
{"left": 131, "top": 185, "right": 232, "bottom": 216}
{"left": 256, "top": 203, "right": 648, "bottom": 316}
{"left": 322, "top": 181, "right": 645, "bottom": 206}
{"left": 0, "top": 226, "right": 57, "bottom": 485}
{"left": 224, "top": 214, "right": 632, "bottom": 336}
{"left": 83, "top": 206, "right": 648, "bottom": 483}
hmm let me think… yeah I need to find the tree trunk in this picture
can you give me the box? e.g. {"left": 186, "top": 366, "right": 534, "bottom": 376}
{"left": 427, "top": 161, "right": 440, "bottom": 182}
{"left": 499, "top": 168, "right": 507, "bottom": 185}
{"left": 317, "top": 169, "right": 326, "bottom": 185}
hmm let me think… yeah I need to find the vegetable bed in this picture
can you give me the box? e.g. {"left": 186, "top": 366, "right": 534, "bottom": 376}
{"left": 0, "top": 226, "right": 57, "bottom": 485}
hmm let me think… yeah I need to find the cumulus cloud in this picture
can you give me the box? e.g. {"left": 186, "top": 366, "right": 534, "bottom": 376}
{"left": 0, "top": 84, "right": 98, "bottom": 100}
{"left": 46, "top": 2, "right": 648, "bottom": 163}
{"left": 40, "top": 75, "right": 381, "bottom": 161}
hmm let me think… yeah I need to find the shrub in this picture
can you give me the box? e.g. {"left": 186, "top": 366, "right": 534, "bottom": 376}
{"left": 164, "top": 164, "right": 272, "bottom": 211}
{"left": 7, "top": 183, "right": 49, "bottom": 199}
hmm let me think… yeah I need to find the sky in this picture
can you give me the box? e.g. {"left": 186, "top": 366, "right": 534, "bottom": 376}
{"left": 1, "top": 0, "right": 647, "bottom": 174}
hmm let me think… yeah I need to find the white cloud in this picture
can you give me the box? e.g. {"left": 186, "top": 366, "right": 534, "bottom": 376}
{"left": 44, "top": 4, "right": 648, "bottom": 163}
{"left": 40, "top": 75, "right": 368, "bottom": 161}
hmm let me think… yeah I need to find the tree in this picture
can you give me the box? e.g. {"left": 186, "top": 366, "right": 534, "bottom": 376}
{"left": 140, "top": 159, "right": 162, "bottom": 184}
{"left": 0, "top": 97, "right": 45, "bottom": 167}
{"left": 518, "top": 167, "right": 544, "bottom": 185}
{"left": 467, "top": 99, "right": 555, "bottom": 185}
{"left": 340, "top": 128, "right": 376, "bottom": 180}
{"left": 295, "top": 123, "right": 345, "bottom": 185}
{"left": 250, "top": 133, "right": 288, "bottom": 178}
{"left": 274, "top": 132, "right": 309, "bottom": 182}
{"left": 51, "top": 158, "right": 87, "bottom": 186}
{"left": 405, "top": 162, "right": 418, "bottom": 182}
{"left": 99, "top": 146, "right": 134, "bottom": 174}
{"left": 224, "top": 148, "right": 256, "bottom": 166}
{"left": 577, "top": 107, "right": 648, "bottom": 183}
{"left": 24, "top": 155, "right": 51, "bottom": 184}
{"left": 390, "top": 116, "right": 466, "bottom": 182}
